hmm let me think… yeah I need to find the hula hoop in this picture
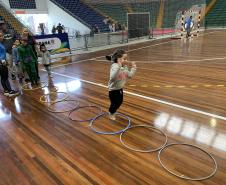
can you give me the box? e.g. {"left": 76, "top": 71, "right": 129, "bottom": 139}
{"left": 47, "top": 99, "right": 79, "bottom": 113}
{"left": 46, "top": 86, "right": 59, "bottom": 92}
{"left": 68, "top": 105, "right": 102, "bottom": 122}
{"left": 89, "top": 112, "right": 131, "bottom": 135}
{"left": 120, "top": 125, "right": 167, "bottom": 152}
{"left": 158, "top": 143, "right": 218, "bottom": 181}
{"left": 40, "top": 92, "right": 68, "bottom": 103}
{"left": 22, "top": 81, "right": 47, "bottom": 91}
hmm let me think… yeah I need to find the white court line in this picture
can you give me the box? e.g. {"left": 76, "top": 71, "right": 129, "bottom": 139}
{"left": 51, "top": 30, "right": 221, "bottom": 69}
{"left": 51, "top": 58, "right": 95, "bottom": 69}
{"left": 94, "top": 56, "right": 226, "bottom": 64}
{"left": 51, "top": 40, "right": 178, "bottom": 69}
{"left": 48, "top": 70, "right": 226, "bottom": 121}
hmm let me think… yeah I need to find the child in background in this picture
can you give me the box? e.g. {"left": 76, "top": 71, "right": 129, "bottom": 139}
{"left": 106, "top": 49, "right": 137, "bottom": 120}
{"left": 39, "top": 43, "right": 52, "bottom": 77}
{"left": 18, "top": 39, "right": 38, "bottom": 86}
{"left": 12, "top": 39, "right": 23, "bottom": 84}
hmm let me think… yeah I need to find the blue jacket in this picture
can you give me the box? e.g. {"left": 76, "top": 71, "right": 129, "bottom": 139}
{"left": 0, "top": 42, "right": 6, "bottom": 60}
{"left": 185, "top": 18, "right": 192, "bottom": 29}
{"left": 12, "top": 47, "right": 19, "bottom": 64}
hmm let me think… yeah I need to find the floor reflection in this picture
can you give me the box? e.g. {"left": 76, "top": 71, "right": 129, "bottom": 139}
{"left": 55, "top": 79, "right": 82, "bottom": 92}
{"left": 0, "top": 102, "right": 12, "bottom": 122}
{"left": 14, "top": 97, "right": 21, "bottom": 113}
{"left": 154, "top": 112, "right": 226, "bottom": 152}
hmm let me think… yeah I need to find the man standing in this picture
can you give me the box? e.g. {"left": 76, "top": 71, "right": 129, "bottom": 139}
{"left": 185, "top": 16, "right": 193, "bottom": 38}
{"left": 56, "top": 23, "right": 64, "bottom": 34}
{"left": 0, "top": 21, "right": 16, "bottom": 80}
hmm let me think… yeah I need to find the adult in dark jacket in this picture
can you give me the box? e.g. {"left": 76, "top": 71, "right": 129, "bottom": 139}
{"left": 0, "top": 21, "right": 16, "bottom": 80}
{"left": 0, "top": 31, "right": 19, "bottom": 97}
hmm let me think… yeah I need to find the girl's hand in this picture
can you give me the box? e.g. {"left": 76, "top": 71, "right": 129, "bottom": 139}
{"left": 131, "top": 61, "right": 136, "bottom": 68}
{"left": 117, "top": 60, "right": 123, "bottom": 67}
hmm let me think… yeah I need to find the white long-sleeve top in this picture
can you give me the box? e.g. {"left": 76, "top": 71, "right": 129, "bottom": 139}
{"left": 108, "top": 63, "right": 136, "bottom": 91}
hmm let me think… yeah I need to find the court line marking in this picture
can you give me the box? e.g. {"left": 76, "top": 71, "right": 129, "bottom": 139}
{"left": 129, "top": 84, "right": 225, "bottom": 89}
{"left": 51, "top": 58, "right": 95, "bottom": 69}
{"left": 94, "top": 56, "right": 226, "bottom": 64}
{"left": 51, "top": 39, "right": 178, "bottom": 69}
{"left": 51, "top": 30, "right": 220, "bottom": 69}
{"left": 47, "top": 70, "right": 226, "bottom": 121}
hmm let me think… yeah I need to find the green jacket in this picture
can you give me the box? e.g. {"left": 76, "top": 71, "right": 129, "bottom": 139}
{"left": 18, "top": 45, "right": 37, "bottom": 64}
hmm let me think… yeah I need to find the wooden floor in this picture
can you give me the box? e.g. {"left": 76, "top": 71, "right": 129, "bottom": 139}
{"left": 1, "top": 30, "right": 226, "bottom": 185}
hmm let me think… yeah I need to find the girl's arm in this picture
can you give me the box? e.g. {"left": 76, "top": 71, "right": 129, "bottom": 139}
{"left": 17, "top": 47, "right": 24, "bottom": 62}
{"left": 47, "top": 51, "right": 51, "bottom": 61}
{"left": 37, "top": 49, "right": 42, "bottom": 57}
{"left": 109, "top": 63, "right": 122, "bottom": 80}
{"left": 127, "top": 62, "right": 137, "bottom": 78}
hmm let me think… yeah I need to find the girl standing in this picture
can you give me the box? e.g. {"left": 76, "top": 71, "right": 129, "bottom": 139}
{"left": 39, "top": 43, "right": 52, "bottom": 77}
{"left": 106, "top": 49, "right": 137, "bottom": 120}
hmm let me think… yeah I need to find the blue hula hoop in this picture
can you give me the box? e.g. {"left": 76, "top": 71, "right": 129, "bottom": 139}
{"left": 68, "top": 105, "right": 102, "bottom": 122}
{"left": 89, "top": 112, "right": 131, "bottom": 135}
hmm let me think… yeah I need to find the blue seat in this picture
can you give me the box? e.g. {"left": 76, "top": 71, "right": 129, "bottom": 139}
{"left": 9, "top": 0, "right": 36, "bottom": 9}
{"left": 52, "top": 0, "right": 109, "bottom": 32}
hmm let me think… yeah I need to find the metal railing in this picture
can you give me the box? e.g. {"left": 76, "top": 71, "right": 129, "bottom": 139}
{"left": 67, "top": 29, "right": 155, "bottom": 51}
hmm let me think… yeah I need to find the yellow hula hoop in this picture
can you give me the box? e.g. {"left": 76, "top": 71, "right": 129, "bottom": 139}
{"left": 47, "top": 99, "right": 79, "bottom": 113}
{"left": 39, "top": 92, "right": 68, "bottom": 103}
{"left": 45, "top": 86, "right": 59, "bottom": 92}
{"left": 22, "top": 82, "right": 47, "bottom": 91}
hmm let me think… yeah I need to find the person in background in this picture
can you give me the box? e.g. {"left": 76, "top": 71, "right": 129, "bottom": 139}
{"left": 0, "top": 21, "right": 16, "bottom": 80}
{"left": 38, "top": 43, "right": 52, "bottom": 77}
{"left": 21, "top": 27, "right": 40, "bottom": 81}
{"left": 56, "top": 23, "right": 64, "bottom": 34}
{"left": 52, "top": 25, "right": 56, "bottom": 34}
{"left": 185, "top": 16, "right": 193, "bottom": 38}
{"left": 94, "top": 24, "right": 100, "bottom": 34}
{"left": 18, "top": 38, "right": 38, "bottom": 86}
{"left": 12, "top": 39, "right": 23, "bottom": 84}
{"left": 103, "top": 17, "right": 109, "bottom": 25}
{"left": 0, "top": 31, "right": 19, "bottom": 97}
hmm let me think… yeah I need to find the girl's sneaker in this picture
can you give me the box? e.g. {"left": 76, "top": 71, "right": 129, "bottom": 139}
{"left": 8, "top": 90, "right": 20, "bottom": 97}
{"left": 3, "top": 91, "right": 9, "bottom": 96}
{"left": 109, "top": 113, "right": 116, "bottom": 120}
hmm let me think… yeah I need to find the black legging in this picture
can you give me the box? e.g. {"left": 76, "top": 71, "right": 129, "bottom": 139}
{"left": 109, "top": 89, "right": 123, "bottom": 114}
{"left": 35, "top": 61, "right": 40, "bottom": 79}
{"left": 0, "top": 64, "right": 12, "bottom": 92}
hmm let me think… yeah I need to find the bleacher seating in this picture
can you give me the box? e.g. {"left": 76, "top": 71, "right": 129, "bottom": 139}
{"left": 9, "top": 0, "right": 36, "bottom": 9}
{"left": 93, "top": 3, "right": 127, "bottom": 25}
{"left": 205, "top": 0, "right": 226, "bottom": 27}
{"left": 88, "top": 2, "right": 160, "bottom": 29}
{"left": 0, "top": 4, "right": 25, "bottom": 36}
{"left": 50, "top": 0, "right": 109, "bottom": 32}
